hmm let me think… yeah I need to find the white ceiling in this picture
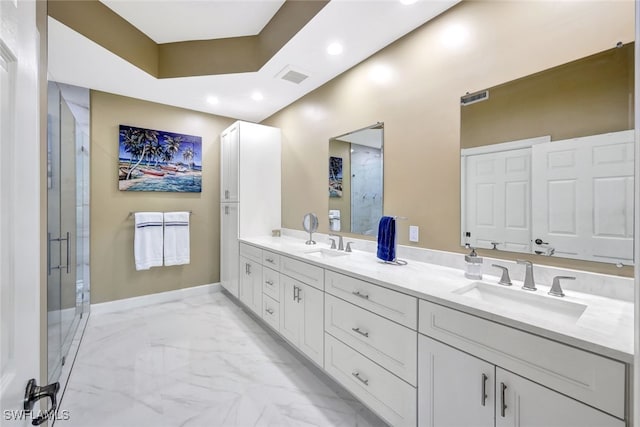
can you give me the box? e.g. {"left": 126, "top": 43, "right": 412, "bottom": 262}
{"left": 48, "top": 0, "right": 460, "bottom": 123}
{"left": 100, "top": 0, "right": 286, "bottom": 43}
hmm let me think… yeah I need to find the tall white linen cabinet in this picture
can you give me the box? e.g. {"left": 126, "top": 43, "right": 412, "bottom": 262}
{"left": 220, "top": 121, "right": 281, "bottom": 298}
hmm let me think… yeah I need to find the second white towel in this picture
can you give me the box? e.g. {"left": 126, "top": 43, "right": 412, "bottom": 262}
{"left": 163, "top": 211, "right": 190, "bottom": 266}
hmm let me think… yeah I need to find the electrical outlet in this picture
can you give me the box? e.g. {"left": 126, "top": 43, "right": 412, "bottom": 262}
{"left": 409, "top": 225, "right": 419, "bottom": 242}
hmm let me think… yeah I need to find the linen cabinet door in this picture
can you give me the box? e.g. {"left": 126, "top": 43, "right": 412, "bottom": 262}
{"left": 495, "top": 368, "right": 624, "bottom": 427}
{"left": 298, "top": 282, "right": 324, "bottom": 367}
{"left": 279, "top": 274, "right": 300, "bottom": 346}
{"left": 220, "top": 203, "right": 239, "bottom": 297}
{"left": 419, "top": 335, "right": 494, "bottom": 427}
{"left": 220, "top": 124, "right": 239, "bottom": 202}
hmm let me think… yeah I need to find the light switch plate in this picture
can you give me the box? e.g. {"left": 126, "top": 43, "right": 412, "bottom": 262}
{"left": 409, "top": 225, "right": 419, "bottom": 242}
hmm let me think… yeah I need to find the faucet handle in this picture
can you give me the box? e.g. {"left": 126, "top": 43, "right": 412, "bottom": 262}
{"left": 549, "top": 276, "right": 575, "bottom": 297}
{"left": 329, "top": 238, "right": 337, "bottom": 250}
{"left": 345, "top": 242, "right": 354, "bottom": 253}
{"left": 491, "top": 264, "right": 512, "bottom": 286}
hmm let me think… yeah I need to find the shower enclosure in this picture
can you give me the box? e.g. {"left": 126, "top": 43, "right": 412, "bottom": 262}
{"left": 47, "top": 81, "right": 90, "bottom": 387}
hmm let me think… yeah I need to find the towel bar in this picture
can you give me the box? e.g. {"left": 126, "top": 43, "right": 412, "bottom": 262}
{"left": 128, "top": 211, "right": 193, "bottom": 218}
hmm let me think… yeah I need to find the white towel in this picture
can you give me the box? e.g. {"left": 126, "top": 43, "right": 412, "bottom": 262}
{"left": 134, "top": 212, "right": 164, "bottom": 271}
{"left": 163, "top": 212, "right": 190, "bottom": 266}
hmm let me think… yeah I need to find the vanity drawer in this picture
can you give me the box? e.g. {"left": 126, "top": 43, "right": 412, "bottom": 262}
{"left": 325, "top": 294, "right": 417, "bottom": 385}
{"left": 262, "top": 250, "right": 280, "bottom": 270}
{"left": 262, "top": 267, "right": 280, "bottom": 301}
{"left": 262, "top": 294, "right": 280, "bottom": 332}
{"left": 325, "top": 333, "right": 416, "bottom": 427}
{"left": 239, "top": 242, "right": 262, "bottom": 264}
{"left": 419, "top": 300, "right": 626, "bottom": 418}
{"left": 325, "top": 270, "right": 417, "bottom": 329}
{"left": 280, "top": 255, "right": 324, "bottom": 290}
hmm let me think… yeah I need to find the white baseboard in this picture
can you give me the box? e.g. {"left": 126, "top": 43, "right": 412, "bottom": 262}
{"left": 91, "top": 282, "right": 221, "bottom": 315}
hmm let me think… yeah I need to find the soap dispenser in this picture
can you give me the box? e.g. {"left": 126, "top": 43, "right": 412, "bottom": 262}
{"left": 464, "top": 244, "right": 483, "bottom": 280}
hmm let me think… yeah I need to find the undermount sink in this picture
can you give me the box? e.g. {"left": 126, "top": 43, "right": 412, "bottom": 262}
{"left": 304, "top": 248, "right": 350, "bottom": 259}
{"left": 453, "top": 281, "right": 587, "bottom": 323}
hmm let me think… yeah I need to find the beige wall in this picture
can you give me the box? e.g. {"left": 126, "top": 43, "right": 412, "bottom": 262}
{"left": 461, "top": 43, "right": 634, "bottom": 148}
{"left": 263, "top": 0, "right": 635, "bottom": 277}
{"left": 90, "top": 91, "right": 234, "bottom": 303}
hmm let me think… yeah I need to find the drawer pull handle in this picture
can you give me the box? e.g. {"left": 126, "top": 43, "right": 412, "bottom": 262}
{"left": 481, "top": 373, "right": 488, "bottom": 407}
{"left": 265, "top": 280, "right": 274, "bottom": 286}
{"left": 352, "top": 291, "right": 369, "bottom": 300}
{"left": 351, "top": 327, "right": 369, "bottom": 338}
{"left": 351, "top": 371, "right": 369, "bottom": 386}
{"left": 266, "top": 258, "right": 275, "bottom": 264}
{"left": 500, "top": 382, "right": 507, "bottom": 417}
{"left": 265, "top": 308, "right": 274, "bottom": 315}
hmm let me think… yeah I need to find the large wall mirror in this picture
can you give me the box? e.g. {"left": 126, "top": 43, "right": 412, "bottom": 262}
{"left": 460, "top": 43, "right": 634, "bottom": 265}
{"left": 329, "top": 123, "right": 383, "bottom": 236}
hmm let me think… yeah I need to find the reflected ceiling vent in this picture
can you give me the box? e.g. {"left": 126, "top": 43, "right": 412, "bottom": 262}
{"left": 275, "top": 65, "right": 309, "bottom": 85}
{"left": 461, "top": 90, "right": 489, "bottom": 106}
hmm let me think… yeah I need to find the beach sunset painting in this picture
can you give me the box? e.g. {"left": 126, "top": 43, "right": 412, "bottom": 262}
{"left": 118, "top": 125, "right": 203, "bottom": 192}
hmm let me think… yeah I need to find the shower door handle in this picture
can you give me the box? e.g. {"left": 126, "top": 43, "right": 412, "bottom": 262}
{"left": 48, "top": 232, "right": 70, "bottom": 274}
{"left": 64, "top": 231, "right": 70, "bottom": 274}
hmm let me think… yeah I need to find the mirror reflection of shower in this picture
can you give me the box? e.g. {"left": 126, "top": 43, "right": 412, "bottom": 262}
{"left": 328, "top": 123, "right": 383, "bottom": 236}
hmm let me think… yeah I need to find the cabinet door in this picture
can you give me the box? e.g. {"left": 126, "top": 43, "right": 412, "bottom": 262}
{"left": 298, "top": 282, "right": 324, "bottom": 367}
{"left": 220, "top": 203, "right": 239, "bottom": 297}
{"left": 220, "top": 124, "right": 239, "bottom": 202}
{"left": 495, "top": 368, "right": 624, "bottom": 427}
{"left": 249, "top": 261, "right": 263, "bottom": 315}
{"left": 279, "top": 275, "right": 300, "bottom": 345}
{"left": 419, "top": 335, "right": 494, "bottom": 427}
{"left": 239, "top": 256, "right": 251, "bottom": 307}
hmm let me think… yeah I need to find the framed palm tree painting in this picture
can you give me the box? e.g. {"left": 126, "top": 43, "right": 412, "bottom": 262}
{"left": 118, "top": 124, "right": 202, "bottom": 192}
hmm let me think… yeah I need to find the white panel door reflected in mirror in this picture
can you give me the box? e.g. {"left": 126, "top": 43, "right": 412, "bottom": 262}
{"left": 460, "top": 44, "right": 634, "bottom": 265}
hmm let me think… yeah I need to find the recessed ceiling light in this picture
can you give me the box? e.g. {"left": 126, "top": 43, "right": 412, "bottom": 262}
{"left": 399, "top": 0, "right": 418, "bottom": 4}
{"left": 327, "top": 42, "right": 344, "bottom": 56}
{"left": 206, "top": 96, "right": 219, "bottom": 105}
{"left": 251, "top": 92, "right": 264, "bottom": 101}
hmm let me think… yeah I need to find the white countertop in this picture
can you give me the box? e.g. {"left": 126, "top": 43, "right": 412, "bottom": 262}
{"left": 241, "top": 235, "right": 635, "bottom": 363}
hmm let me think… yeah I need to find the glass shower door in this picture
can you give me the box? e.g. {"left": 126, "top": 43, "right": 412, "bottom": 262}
{"left": 47, "top": 81, "right": 90, "bottom": 385}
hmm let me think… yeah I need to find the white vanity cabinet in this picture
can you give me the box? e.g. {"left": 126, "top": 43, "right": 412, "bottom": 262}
{"left": 324, "top": 271, "right": 418, "bottom": 426}
{"left": 495, "top": 368, "right": 624, "bottom": 427}
{"left": 279, "top": 272, "right": 324, "bottom": 367}
{"left": 419, "top": 335, "right": 624, "bottom": 427}
{"left": 239, "top": 242, "right": 263, "bottom": 315}
{"left": 419, "top": 335, "right": 494, "bottom": 427}
{"left": 418, "top": 300, "right": 627, "bottom": 426}
{"left": 239, "top": 256, "right": 263, "bottom": 316}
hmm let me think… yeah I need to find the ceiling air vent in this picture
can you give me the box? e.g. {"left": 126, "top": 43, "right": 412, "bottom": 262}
{"left": 275, "top": 65, "right": 309, "bottom": 85}
{"left": 461, "top": 90, "right": 489, "bottom": 106}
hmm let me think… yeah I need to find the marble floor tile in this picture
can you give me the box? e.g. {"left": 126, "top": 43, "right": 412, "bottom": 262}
{"left": 57, "top": 291, "right": 387, "bottom": 427}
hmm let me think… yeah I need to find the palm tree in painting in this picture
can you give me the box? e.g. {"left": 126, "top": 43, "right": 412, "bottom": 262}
{"left": 182, "top": 146, "right": 195, "bottom": 170}
{"left": 125, "top": 128, "right": 158, "bottom": 179}
{"left": 149, "top": 141, "right": 163, "bottom": 168}
{"left": 164, "top": 135, "right": 182, "bottom": 162}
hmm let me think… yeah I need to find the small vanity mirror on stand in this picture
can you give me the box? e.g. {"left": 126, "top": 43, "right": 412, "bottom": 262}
{"left": 302, "top": 213, "right": 319, "bottom": 245}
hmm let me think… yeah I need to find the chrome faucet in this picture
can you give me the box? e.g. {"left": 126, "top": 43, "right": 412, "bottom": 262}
{"left": 517, "top": 260, "right": 536, "bottom": 291}
{"left": 491, "top": 264, "right": 512, "bottom": 286}
{"left": 549, "top": 276, "right": 575, "bottom": 297}
{"left": 329, "top": 234, "right": 344, "bottom": 251}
